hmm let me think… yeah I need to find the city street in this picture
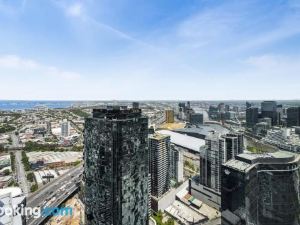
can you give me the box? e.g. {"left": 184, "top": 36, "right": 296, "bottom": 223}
{"left": 15, "top": 150, "right": 30, "bottom": 196}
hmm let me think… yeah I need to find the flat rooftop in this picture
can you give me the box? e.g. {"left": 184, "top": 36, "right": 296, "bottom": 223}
{"left": 0, "top": 187, "right": 23, "bottom": 198}
{"left": 224, "top": 151, "right": 299, "bottom": 172}
{"left": 150, "top": 133, "right": 170, "bottom": 141}
{"left": 27, "top": 151, "right": 82, "bottom": 164}
{"left": 157, "top": 130, "right": 205, "bottom": 153}
{"left": 175, "top": 124, "right": 230, "bottom": 138}
{"left": 165, "top": 200, "right": 206, "bottom": 224}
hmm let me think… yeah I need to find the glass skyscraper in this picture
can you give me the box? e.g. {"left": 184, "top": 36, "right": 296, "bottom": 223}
{"left": 83, "top": 106, "right": 149, "bottom": 225}
{"left": 222, "top": 152, "right": 300, "bottom": 225}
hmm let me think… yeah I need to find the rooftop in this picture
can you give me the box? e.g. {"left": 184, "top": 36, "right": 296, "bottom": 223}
{"left": 0, "top": 187, "right": 23, "bottom": 198}
{"left": 224, "top": 151, "right": 299, "bottom": 172}
{"left": 27, "top": 151, "right": 82, "bottom": 164}
{"left": 175, "top": 124, "right": 229, "bottom": 138}
{"left": 91, "top": 107, "right": 142, "bottom": 119}
{"left": 165, "top": 200, "right": 206, "bottom": 224}
{"left": 150, "top": 133, "right": 170, "bottom": 141}
{"left": 157, "top": 130, "right": 205, "bottom": 152}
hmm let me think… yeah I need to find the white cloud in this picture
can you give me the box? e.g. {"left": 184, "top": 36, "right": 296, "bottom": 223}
{"left": 0, "top": 55, "right": 38, "bottom": 69}
{"left": 66, "top": 2, "right": 82, "bottom": 17}
{"left": 244, "top": 54, "right": 300, "bottom": 75}
{"left": 0, "top": 55, "right": 81, "bottom": 80}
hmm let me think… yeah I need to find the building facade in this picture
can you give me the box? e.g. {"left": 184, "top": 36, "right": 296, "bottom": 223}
{"left": 165, "top": 110, "right": 175, "bottom": 123}
{"left": 222, "top": 152, "right": 300, "bottom": 225}
{"left": 84, "top": 106, "right": 149, "bottom": 225}
{"left": 261, "top": 101, "right": 278, "bottom": 126}
{"left": 287, "top": 107, "right": 300, "bottom": 127}
{"left": 189, "top": 113, "right": 204, "bottom": 125}
{"left": 61, "top": 119, "right": 70, "bottom": 137}
{"left": 246, "top": 107, "right": 259, "bottom": 128}
{"left": 169, "top": 144, "right": 184, "bottom": 183}
{"left": 149, "top": 133, "right": 171, "bottom": 198}
{"left": 190, "top": 132, "right": 244, "bottom": 210}
{"left": 200, "top": 132, "right": 244, "bottom": 192}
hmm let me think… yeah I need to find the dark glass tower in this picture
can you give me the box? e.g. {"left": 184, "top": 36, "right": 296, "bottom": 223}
{"left": 200, "top": 132, "right": 244, "bottom": 192}
{"left": 222, "top": 152, "right": 300, "bottom": 225}
{"left": 261, "top": 101, "right": 278, "bottom": 126}
{"left": 287, "top": 107, "right": 300, "bottom": 127}
{"left": 246, "top": 107, "right": 259, "bottom": 128}
{"left": 84, "top": 106, "right": 149, "bottom": 225}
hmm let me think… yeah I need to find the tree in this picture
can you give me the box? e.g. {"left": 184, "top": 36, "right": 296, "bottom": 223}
{"left": 3, "top": 169, "right": 11, "bottom": 176}
{"left": 10, "top": 152, "right": 16, "bottom": 172}
{"left": 30, "top": 184, "right": 38, "bottom": 192}
{"left": 27, "top": 172, "right": 35, "bottom": 182}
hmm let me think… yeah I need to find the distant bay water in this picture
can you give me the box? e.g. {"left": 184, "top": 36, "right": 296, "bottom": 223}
{"left": 0, "top": 100, "right": 75, "bottom": 110}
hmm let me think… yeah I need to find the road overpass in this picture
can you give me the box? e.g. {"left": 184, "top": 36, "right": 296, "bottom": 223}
{"left": 26, "top": 166, "right": 83, "bottom": 225}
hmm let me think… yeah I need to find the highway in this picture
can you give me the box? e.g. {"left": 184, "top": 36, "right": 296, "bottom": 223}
{"left": 27, "top": 165, "right": 83, "bottom": 207}
{"left": 27, "top": 166, "right": 83, "bottom": 225}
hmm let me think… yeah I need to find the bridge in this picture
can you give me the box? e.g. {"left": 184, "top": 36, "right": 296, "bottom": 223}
{"left": 26, "top": 166, "right": 83, "bottom": 225}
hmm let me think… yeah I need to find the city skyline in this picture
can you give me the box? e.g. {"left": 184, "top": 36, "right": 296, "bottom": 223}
{"left": 1, "top": 0, "right": 300, "bottom": 100}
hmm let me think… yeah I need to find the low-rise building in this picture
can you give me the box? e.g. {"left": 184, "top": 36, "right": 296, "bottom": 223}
{"left": 27, "top": 151, "right": 82, "bottom": 169}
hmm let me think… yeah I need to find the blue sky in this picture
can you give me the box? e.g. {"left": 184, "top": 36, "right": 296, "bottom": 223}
{"left": 0, "top": 0, "right": 300, "bottom": 100}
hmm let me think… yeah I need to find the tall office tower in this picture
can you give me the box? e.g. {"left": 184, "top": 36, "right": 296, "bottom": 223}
{"left": 187, "top": 101, "right": 191, "bottom": 109}
{"left": 165, "top": 109, "right": 174, "bottom": 123}
{"left": 225, "top": 133, "right": 244, "bottom": 158}
{"left": 149, "top": 133, "right": 171, "bottom": 198}
{"left": 222, "top": 152, "right": 300, "bottom": 225}
{"left": 61, "top": 119, "right": 70, "bottom": 137}
{"left": 246, "top": 101, "right": 252, "bottom": 109}
{"left": 178, "top": 102, "right": 186, "bottom": 120}
{"left": 225, "top": 105, "right": 230, "bottom": 112}
{"left": 189, "top": 113, "right": 204, "bottom": 125}
{"left": 84, "top": 106, "right": 149, "bottom": 225}
{"left": 277, "top": 104, "right": 283, "bottom": 125}
{"left": 200, "top": 132, "right": 244, "bottom": 192}
{"left": 246, "top": 107, "right": 259, "bottom": 128}
{"left": 190, "top": 132, "right": 244, "bottom": 210}
{"left": 218, "top": 103, "right": 225, "bottom": 113}
{"left": 287, "top": 107, "right": 300, "bottom": 127}
{"left": 261, "top": 101, "right": 278, "bottom": 126}
{"left": 132, "top": 101, "right": 139, "bottom": 109}
{"left": 169, "top": 144, "right": 184, "bottom": 183}
{"left": 232, "top": 106, "right": 239, "bottom": 112}
{"left": 178, "top": 102, "right": 186, "bottom": 111}
{"left": 209, "top": 106, "right": 219, "bottom": 120}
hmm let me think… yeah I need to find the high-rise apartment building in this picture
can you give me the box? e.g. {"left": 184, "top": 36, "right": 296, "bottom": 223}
{"left": 61, "top": 119, "right": 70, "bottom": 137}
{"left": 165, "top": 110, "right": 174, "bottom": 123}
{"left": 287, "top": 107, "right": 300, "bottom": 127}
{"left": 222, "top": 152, "right": 300, "bottom": 225}
{"left": 190, "top": 132, "right": 244, "bottom": 209}
{"left": 277, "top": 104, "right": 283, "bottom": 125}
{"left": 84, "top": 106, "right": 149, "bottom": 225}
{"left": 149, "top": 133, "right": 171, "bottom": 198}
{"left": 246, "top": 102, "right": 252, "bottom": 109}
{"left": 261, "top": 101, "right": 278, "bottom": 126}
{"left": 200, "top": 132, "right": 244, "bottom": 192}
{"left": 246, "top": 107, "right": 259, "bottom": 128}
{"left": 170, "top": 144, "right": 184, "bottom": 183}
{"left": 209, "top": 106, "right": 219, "bottom": 120}
{"left": 132, "top": 101, "right": 140, "bottom": 109}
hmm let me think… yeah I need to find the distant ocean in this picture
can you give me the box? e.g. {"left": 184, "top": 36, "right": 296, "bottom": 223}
{"left": 0, "top": 100, "right": 75, "bottom": 110}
